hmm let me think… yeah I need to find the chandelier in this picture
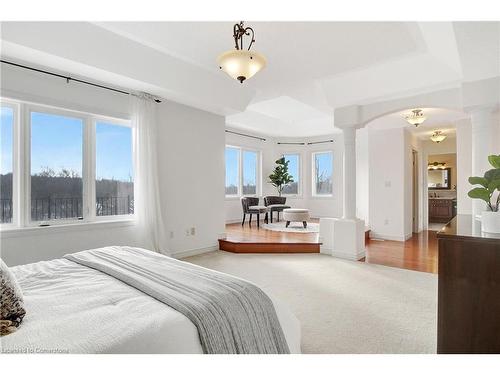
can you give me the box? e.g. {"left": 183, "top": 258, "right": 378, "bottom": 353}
{"left": 404, "top": 109, "right": 427, "bottom": 127}
{"left": 430, "top": 130, "right": 447, "bottom": 143}
{"left": 217, "top": 21, "right": 267, "bottom": 83}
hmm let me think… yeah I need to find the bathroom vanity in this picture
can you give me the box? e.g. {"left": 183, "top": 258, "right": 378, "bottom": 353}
{"left": 429, "top": 197, "right": 456, "bottom": 223}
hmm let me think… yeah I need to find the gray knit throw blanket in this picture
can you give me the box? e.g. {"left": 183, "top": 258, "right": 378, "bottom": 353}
{"left": 64, "top": 246, "right": 290, "bottom": 354}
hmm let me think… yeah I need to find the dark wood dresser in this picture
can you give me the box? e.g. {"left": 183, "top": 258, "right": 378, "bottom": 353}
{"left": 437, "top": 215, "right": 500, "bottom": 353}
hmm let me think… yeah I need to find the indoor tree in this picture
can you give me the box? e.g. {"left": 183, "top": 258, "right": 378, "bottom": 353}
{"left": 268, "top": 157, "right": 294, "bottom": 196}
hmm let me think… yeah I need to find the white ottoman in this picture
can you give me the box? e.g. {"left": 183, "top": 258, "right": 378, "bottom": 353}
{"left": 283, "top": 208, "right": 310, "bottom": 228}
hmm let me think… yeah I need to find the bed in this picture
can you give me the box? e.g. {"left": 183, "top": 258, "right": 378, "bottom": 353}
{"left": 0, "top": 246, "right": 301, "bottom": 354}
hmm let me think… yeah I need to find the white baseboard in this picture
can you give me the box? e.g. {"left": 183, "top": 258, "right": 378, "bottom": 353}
{"left": 369, "top": 231, "right": 412, "bottom": 242}
{"left": 172, "top": 245, "right": 218, "bottom": 259}
{"left": 320, "top": 247, "right": 366, "bottom": 260}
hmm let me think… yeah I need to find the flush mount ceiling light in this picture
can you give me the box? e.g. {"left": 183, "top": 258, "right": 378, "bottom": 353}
{"left": 217, "top": 21, "right": 267, "bottom": 84}
{"left": 430, "top": 130, "right": 447, "bottom": 143}
{"left": 404, "top": 109, "right": 427, "bottom": 127}
{"left": 428, "top": 162, "right": 447, "bottom": 170}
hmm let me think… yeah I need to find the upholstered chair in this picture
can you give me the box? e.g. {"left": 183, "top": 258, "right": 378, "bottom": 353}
{"left": 240, "top": 197, "right": 268, "bottom": 227}
{"left": 263, "top": 196, "right": 291, "bottom": 223}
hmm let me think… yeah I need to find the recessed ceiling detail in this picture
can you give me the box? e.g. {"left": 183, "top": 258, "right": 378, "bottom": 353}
{"left": 1, "top": 21, "right": 498, "bottom": 137}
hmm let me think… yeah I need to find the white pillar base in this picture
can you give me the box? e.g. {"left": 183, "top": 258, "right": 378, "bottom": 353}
{"left": 319, "top": 218, "right": 366, "bottom": 260}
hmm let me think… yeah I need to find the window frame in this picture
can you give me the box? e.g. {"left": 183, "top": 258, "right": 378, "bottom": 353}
{"left": 311, "top": 150, "right": 334, "bottom": 197}
{"left": 0, "top": 97, "right": 134, "bottom": 231}
{"left": 26, "top": 104, "right": 89, "bottom": 227}
{"left": 0, "top": 100, "right": 20, "bottom": 229}
{"left": 281, "top": 152, "right": 302, "bottom": 197}
{"left": 92, "top": 116, "right": 135, "bottom": 222}
{"left": 224, "top": 145, "right": 241, "bottom": 198}
{"left": 225, "top": 145, "right": 261, "bottom": 199}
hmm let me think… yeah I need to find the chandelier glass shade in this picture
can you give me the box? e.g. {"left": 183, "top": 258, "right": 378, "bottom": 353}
{"left": 404, "top": 109, "right": 427, "bottom": 127}
{"left": 217, "top": 22, "right": 267, "bottom": 83}
{"left": 430, "top": 130, "right": 447, "bottom": 143}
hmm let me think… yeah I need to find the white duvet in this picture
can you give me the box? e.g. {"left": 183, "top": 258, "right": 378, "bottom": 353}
{"left": 0, "top": 257, "right": 301, "bottom": 354}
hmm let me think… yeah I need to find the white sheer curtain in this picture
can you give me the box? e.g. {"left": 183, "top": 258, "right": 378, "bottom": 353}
{"left": 131, "top": 93, "right": 169, "bottom": 255}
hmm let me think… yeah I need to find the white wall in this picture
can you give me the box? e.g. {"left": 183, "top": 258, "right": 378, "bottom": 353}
{"left": 158, "top": 101, "right": 225, "bottom": 257}
{"left": 0, "top": 65, "right": 226, "bottom": 265}
{"left": 0, "top": 223, "right": 143, "bottom": 266}
{"left": 403, "top": 129, "right": 413, "bottom": 238}
{"left": 223, "top": 131, "right": 344, "bottom": 223}
{"left": 356, "top": 128, "right": 369, "bottom": 224}
{"left": 367, "top": 127, "right": 408, "bottom": 241}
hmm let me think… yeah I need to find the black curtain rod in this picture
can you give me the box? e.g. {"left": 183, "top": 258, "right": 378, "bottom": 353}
{"left": 225, "top": 130, "right": 266, "bottom": 141}
{"left": 307, "top": 140, "right": 334, "bottom": 145}
{"left": 1, "top": 59, "right": 162, "bottom": 103}
{"left": 277, "top": 140, "right": 334, "bottom": 145}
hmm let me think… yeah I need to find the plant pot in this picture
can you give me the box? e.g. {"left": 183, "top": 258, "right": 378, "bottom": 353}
{"left": 481, "top": 211, "right": 500, "bottom": 234}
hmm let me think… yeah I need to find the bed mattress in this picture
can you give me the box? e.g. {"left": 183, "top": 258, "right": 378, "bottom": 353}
{"left": 0, "top": 256, "right": 300, "bottom": 354}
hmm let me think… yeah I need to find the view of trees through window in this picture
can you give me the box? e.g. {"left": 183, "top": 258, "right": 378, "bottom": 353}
{"left": 282, "top": 154, "right": 300, "bottom": 195}
{"left": 225, "top": 146, "right": 259, "bottom": 196}
{"left": 96, "top": 122, "right": 134, "bottom": 216}
{"left": 27, "top": 112, "right": 134, "bottom": 223}
{"left": 314, "top": 152, "right": 333, "bottom": 195}
{"left": 225, "top": 147, "right": 239, "bottom": 195}
{"left": 0, "top": 106, "right": 13, "bottom": 223}
{"left": 242, "top": 150, "right": 257, "bottom": 194}
{"left": 30, "top": 112, "right": 84, "bottom": 221}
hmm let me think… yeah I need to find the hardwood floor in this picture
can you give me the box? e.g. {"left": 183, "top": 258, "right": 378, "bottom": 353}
{"left": 222, "top": 221, "right": 438, "bottom": 273}
{"left": 364, "top": 231, "right": 438, "bottom": 274}
{"left": 223, "top": 221, "right": 320, "bottom": 244}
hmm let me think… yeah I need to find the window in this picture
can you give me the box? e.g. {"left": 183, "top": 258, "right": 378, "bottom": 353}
{"left": 225, "top": 146, "right": 260, "bottom": 197}
{"left": 282, "top": 153, "right": 300, "bottom": 195}
{"left": 96, "top": 122, "right": 134, "bottom": 216}
{"left": 0, "top": 98, "right": 133, "bottom": 230}
{"left": 242, "top": 150, "right": 257, "bottom": 195}
{"left": 30, "top": 111, "right": 84, "bottom": 222}
{"left": 225, "top": 147, "right": 240, "bottom": 196}
{"left": 313, "top": 151, "right": 333, "bottom": 196}
{"left": 1, "top": 106, "right": 14, "bottom": 223}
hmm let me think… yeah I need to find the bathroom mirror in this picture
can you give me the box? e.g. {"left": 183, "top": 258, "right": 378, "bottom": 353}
{"left": 428, "top": 168, "right": 451, "bottom": 190}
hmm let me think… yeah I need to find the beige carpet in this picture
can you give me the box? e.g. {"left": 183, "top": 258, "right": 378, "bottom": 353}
{"left": 184, "top": 251, "right": 438, "bottom": 354}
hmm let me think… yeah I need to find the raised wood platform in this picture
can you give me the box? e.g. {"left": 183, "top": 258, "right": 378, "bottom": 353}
{"left": 219, "top": 221, "right": 321, "bottom": 253}
{"left": 218, "top": 240, "right": 320, "bottom": 253}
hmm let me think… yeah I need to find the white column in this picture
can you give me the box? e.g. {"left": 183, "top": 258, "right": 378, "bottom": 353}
{"left": 455, "top": 119, "right": 472, "bottom": 215}
{"left": 342, "top": 127, "right": 356, "bottom": 219}
{"left": 470, "top": 107, "right": 495, "bottom": 217}
{"left": 319, "top": 124, "right": 365, "bottom": 261}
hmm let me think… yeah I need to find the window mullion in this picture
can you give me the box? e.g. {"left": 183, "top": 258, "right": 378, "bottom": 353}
{"left": 21, "top": 105, "right": 31, "bottom": 226}
{"left": 239, "top": 148, "right": 243, "bottom": 196}
{"left": 83, "top": 117, "right": 96, "bottom": 221}
{"left": 257, "top": 151, "right": 261, "bottom": 196}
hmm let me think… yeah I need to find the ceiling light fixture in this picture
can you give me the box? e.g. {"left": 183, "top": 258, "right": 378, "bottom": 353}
{"left": 404, "top": 109, "right": 427, "bottom": 127}
{"left": 428, "top": 162, "right": 447, "bottom": 170}
{"left": 430, "top": 130, "right": 447, "bottom": 143}
{"left": 217, "top": 21, "right": 267, "bottom": 84}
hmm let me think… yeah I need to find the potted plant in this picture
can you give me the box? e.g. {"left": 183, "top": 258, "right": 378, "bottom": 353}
{"left": 468, "top": 154, "right": 500, "bottom": 233}
{"left": 268, "top": 157, "right": 294, "bottom": 197}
